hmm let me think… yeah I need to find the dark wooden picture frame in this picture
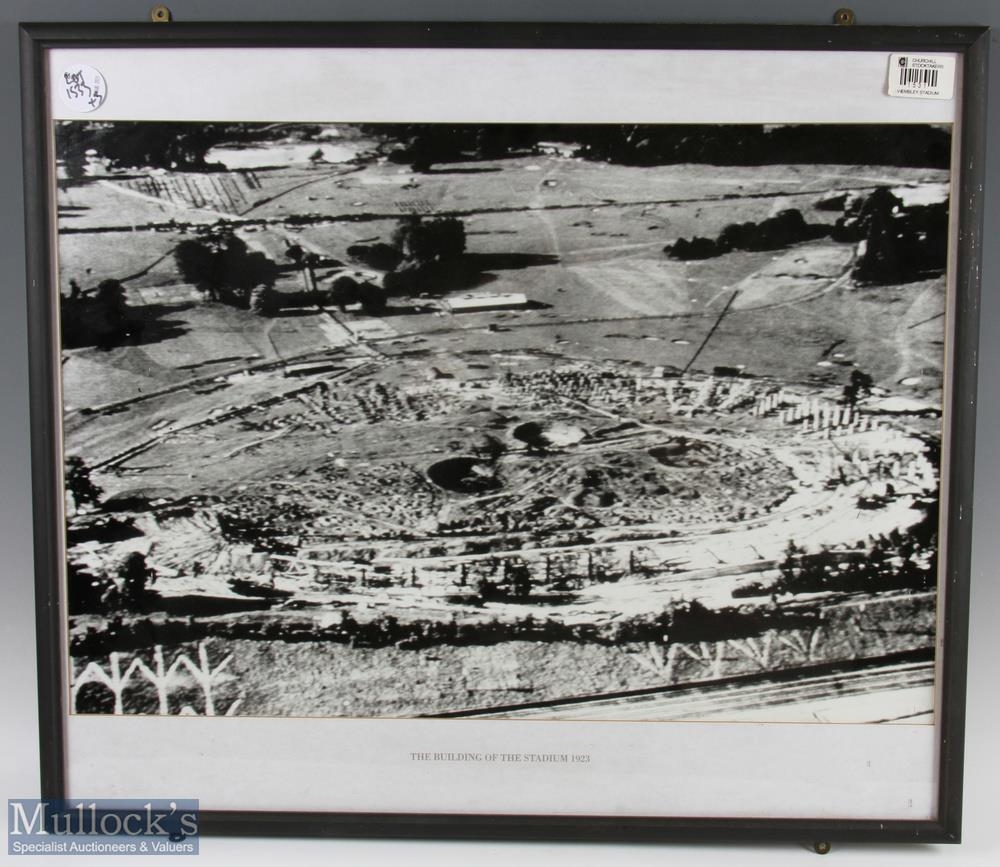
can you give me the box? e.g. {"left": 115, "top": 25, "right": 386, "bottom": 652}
{"left": 20, "top": 21, "right": 988, "bottom": 845}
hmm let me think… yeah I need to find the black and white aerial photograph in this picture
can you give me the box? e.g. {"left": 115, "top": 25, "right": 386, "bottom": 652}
{"left": 59, "top": 120, "right": 949, "bottom": 723}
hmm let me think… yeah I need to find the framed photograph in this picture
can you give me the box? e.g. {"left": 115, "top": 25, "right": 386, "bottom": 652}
{"left": 20, "top": 21, "right": 987, "bottom": 845}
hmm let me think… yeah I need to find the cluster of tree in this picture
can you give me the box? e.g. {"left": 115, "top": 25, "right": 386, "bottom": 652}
{"left": 604, "top": 599, "right": 817, "bottom": 645}
{"left": 174, "top": 232, "right": 279, "bottom": 308}
{"left": 68, "top": 552, "right": 154, "bottom": 617}
{"left": 344, "top": 242, "right": 403, "bottom": 272}
{"left": 60, "top": 278, "right": 133, "bottom": 349}
{"left": 249, "top": 241, "right": 356, "bottom": 316}
{"left": 842, "top": 368, "right": 874, "bottom": 406}
{"left": 367, "top": 123, "right": 951, "bottom": 171}
{"left": 665, "top": 208, "right": 828, "bottom": 260}
{"left": 831, "top": 187, "right": 949, "bottom": 284}
{"left": 56, "top": 121, "right": 234, "bottom": 178}
{"left": 767, "top": 515, "right": 938, "bottom": 597}
{"left": 55, "top": 121, "right": 333, "bottom": 179}
{"left": 371, "top": 124, "right": 547, "bottom": 172}
{"left": 70, "top": 615, "right": 205, "bottom": 658}
{"left": 66, "top": 456, "right": 102, "bottom": 513}
{"left": 194, "top": 600, "right": 804, "bottom": 650}
{"left": 70, "top": 593, "right": 817, "bottom": 656}
{"left": 391, "top": 215, "right": 467, "bottom": 262}
{"left": 326, "top": 275, "right": 386, "bottom": 313}
{"left": 55, "top": 121, "right": 952, "bottom": 183}
{"left": 664, "top": 187, "right": 948, "bottom": 285}
{"left": 573, "top": 124, "right": 951, "bottom": 169}
{"left": 474, "top": 560, "right": 534, "bottom": 602}
{"left": 345, "top": 214, "right": 469, "bottom": 297}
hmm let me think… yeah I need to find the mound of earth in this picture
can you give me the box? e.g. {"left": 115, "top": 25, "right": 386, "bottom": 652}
{"left": 512, "top": 420, "right": 586, "bottom": 450}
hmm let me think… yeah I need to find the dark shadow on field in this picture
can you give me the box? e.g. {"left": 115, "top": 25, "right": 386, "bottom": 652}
{"left": 154, "top": 593, "right": 275, "bottom": 616}
{"left": 463, "top": 252, "right": 561, "bottom": 271}
{"left": 114, "top": 302, "right": 191, "bottom": 348}
{"left": 73, "top": 302, "right": 191, "bottom": 351}
{"left": 66, "top": 517, "right": 142, "bottom": 546}
{"left": 386, "top": 261, "right": 496, "bottom": 295}
{"left": 381, "top": 252, "right": 560, "bottom": 297}
{"left": 446, "top": 270, "right": 498, "bottom": 291}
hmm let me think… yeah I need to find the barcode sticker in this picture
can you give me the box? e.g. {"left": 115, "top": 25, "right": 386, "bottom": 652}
{"left": 887, "top": 54, "right": 955, "bottom": 100}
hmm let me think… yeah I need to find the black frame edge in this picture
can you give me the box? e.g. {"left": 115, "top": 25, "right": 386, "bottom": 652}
{"left": 20, "top": 23, "right": 67, "bottom": 805}
{"left": 933, "top": 25, "right": 990, "bottom": 845}
{"left": 195, "top": 811, "right": 958, "bottom": 844}
{"left": 16, "top": 20, "right": 992, "bottom": 52}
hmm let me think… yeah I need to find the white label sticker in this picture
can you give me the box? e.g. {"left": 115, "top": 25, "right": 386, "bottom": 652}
{"left": 887, "top": 54, "right": 955, "bottom": 100}
{"left": 59, "top": 64, "right": 108, "bottom": 112}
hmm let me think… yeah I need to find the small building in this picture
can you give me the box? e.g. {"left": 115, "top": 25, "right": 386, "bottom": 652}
{"left": 443, "top": 292, "right": 528, "bottom": 314}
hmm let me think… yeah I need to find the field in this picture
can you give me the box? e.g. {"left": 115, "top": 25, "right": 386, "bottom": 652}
{"left": 59, "top": 125, "right": 948, "bottom": 722}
